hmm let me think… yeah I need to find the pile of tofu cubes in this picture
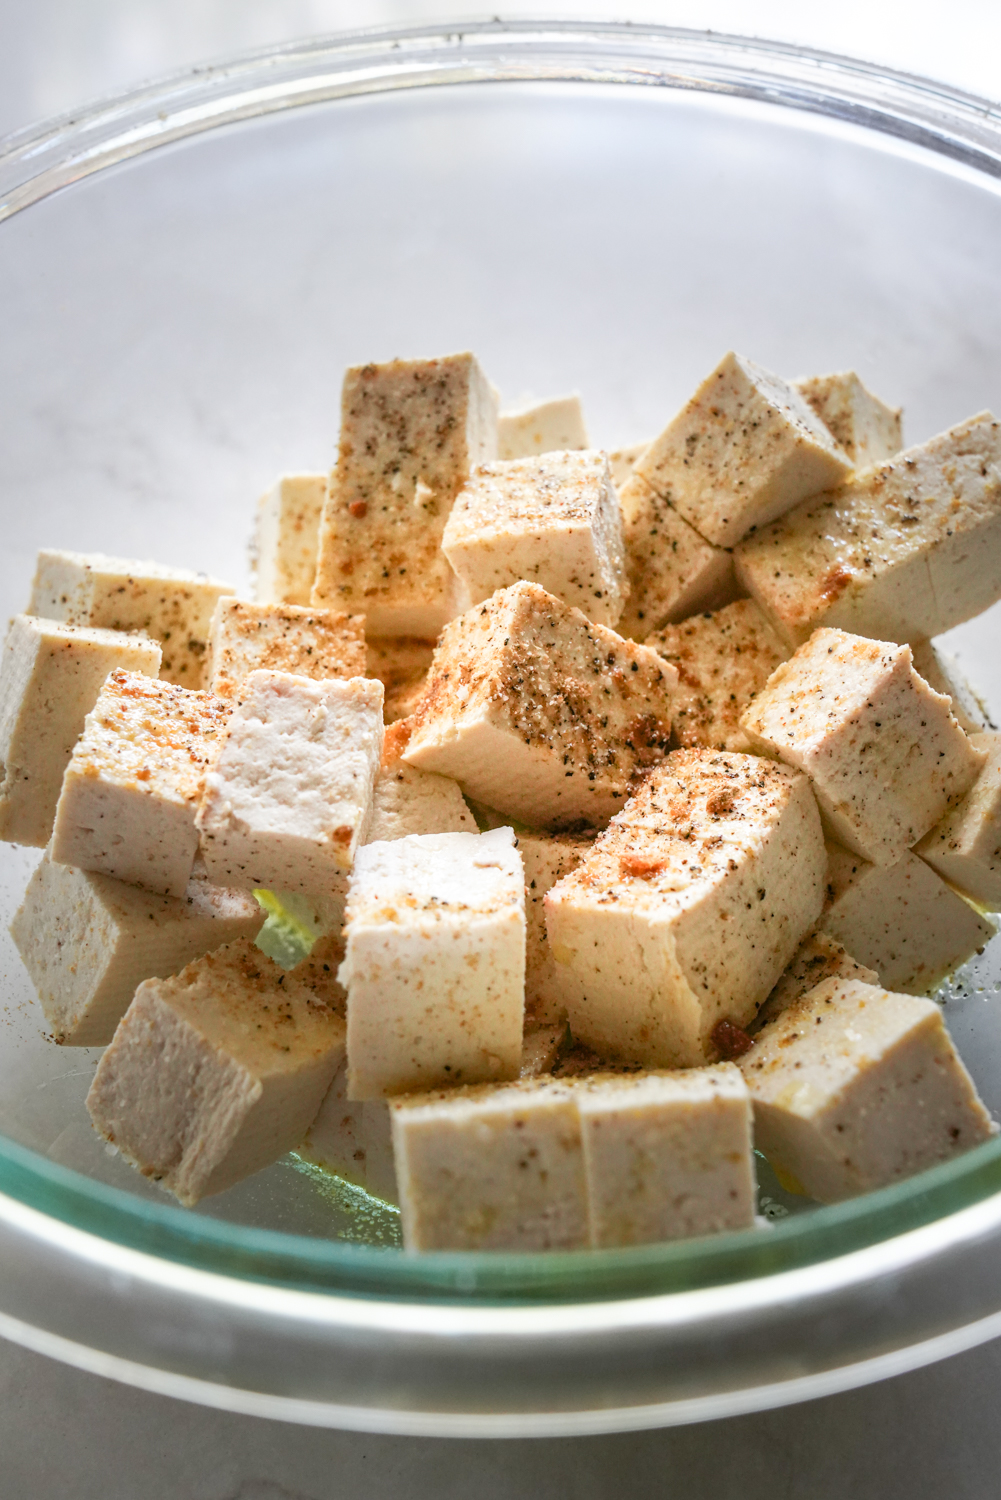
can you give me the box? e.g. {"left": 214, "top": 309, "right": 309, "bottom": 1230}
{"left": 3, "top": 346, "right": 1001, "bottom": 1254}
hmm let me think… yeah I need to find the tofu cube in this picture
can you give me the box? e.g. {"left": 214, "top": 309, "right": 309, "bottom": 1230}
{"left": 0, "top": 616, "right": 161, "bottom": 848}
{"left": 498, "top": 394, "right": 589, "bottom": 458}
{"left": 916, "top": 732, "right": 1001, "bottom": 909}
{"left": 645, "top": 599, "right": 789, "bottom": 752}
{"left": 10, "top": 852, "right": 264, "bottom": 1046}
{"left": 390, "top": 1078, "right": 588, "bottom": 1251}
{"left": 196, "top": 671, "right": 384, "bottom": 900}
{"left": 741, "top": 628, "right": 985, "bottom": 865}
{"left": 545, "top": 749, "right": 827, "bottom": 1067}
{"left": 577, "top": 1065, "right": 756, "bottom": 1246}
{"left": 735, "top": 412, "right": 1001, "bottom": 647}
{"left": 615, "top": 471, "right": 739, "bottom": 640}
{"left": 301, "top": 1055, "right": 398, "bottom": 1204}
{"left": 910, "top": 640, "right": 991, "bottom": 736}
{"left": 793, "top": 371, "right": 902, "bottom": 468}
{"left": 312, "top": 352, "right": 498, "bottom": 636}
{"left": 364, "top": 636, "right": 436, "bottom": 724}
{"left": 341, "top": 827, "right": 525, "bottom": 1099}
{"left": 402, "top": 582, "right": 676, "bottom": 829}
{"left": 755, "top": 930, "right": 879, "bottom": 1030}
{"left": 253, "top": 473, "right": 327, "bottom": 607}
{"left": 607, "top": 441, "right": 652, "bottom": 490}
{"left": 365, "top": 719, "right": 474, "bottom": 844}
{"left": 634, "top": 351, "right": 852, "bottom": 548}
{"left": 28, "top": 549, "right": 235, "bottom": 688}
{"left": 821, "top": 842, "right": 995, "bottom": 993}
{"left": 740, "top": 977, "right": 996, "bottom": 1202}
{"left": 86, "top": 938, "right": 346, "bottom": 1205}
{"left": 51, "top": 671, "right": 229, "bottom": 897}
{"left": 205, "top": 597, "right": 366, "bottom": 703}
{"left": 442, "top": 450, "right": 628, "bottom": 627}
{"left": 519, "top": 831, "right": 593, "bottom": 1027}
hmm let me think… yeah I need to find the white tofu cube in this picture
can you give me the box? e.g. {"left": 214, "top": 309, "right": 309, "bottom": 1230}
{"left": 755, "top": 930, "right": 879, "bottom": 1030}
{"left": 364, "top": 636, "right": 436, "bottom": 724}
{"left": 205, "top": 597, "right": 366, "bottom": 703}
{"left": 28, "top": 549, "right": 235, "bottom": 688}
{"left": 735, "top": 412, "right": 1001, "bottom": 647}
{"left": 300, "top": 1055, "right": 398, "bottom": 1205}
{"left": 0, "top": 616, "right": 161, "bottom": 848}
{"left": 740, "top": 978, "right": 996, "bottom": 1202}
{"left": 10, "top": 852, "right": 264, "bottom": 1046}
{"left": 916, "top": 732, "right": 1001, "bottom": 909}
{"left": 910, "top": 640, "right": 991, "bottom": 736}
{"left": 577, "top": 1065, "right": 756, "bottom": 1246}
{"left": 402, "top": 582, "right": 676, "bottom": 829}
{"left": 196, "top": 671, "right": 383, "bottom": 900}
{"left": 341, "top": 827, "right": 525, "bottom": 1099}
{"left": 253, "top": 473, "right": 327, "bottom": 607}
{"left": 793, "top": 371, "right": 902, "bottom": 468}
{"left": 645, "top": 599, "right": 789, "bottom": 752}
{"left": 519, "top": 831, "right": 593, "bottom": 1027}
{"left": 312, "top": 352, "right": 498, "bottom": 636}
{"left": 741, "top": 628, "right": 985, "bottom": 866}
{"left": 442, "top": 450, "right": 628, "bottom": 627}
{"left": 87, "top": 938, "right": 346, "bottom": 1204}
{"left": 497, "top": 394, "right": 589, "bottom": 458}
{"left": 635, "top": 351, "right": 852, "bottom": 548}
{"left": 607, "top": 441, "right": 652, "bottom": 490}
{"left": 545, "top": 749, "right": 827, "bottom": 1067}
{"left": 390, "top": 1078, "right": 588, "bottom": 1251}
{"left": 365, "top": 719, "right": 474, "bottom": 844}
{"left": 51, "top": 671, "right": 229, "bottom": 897}
{"left": 822, "top": 842, "right": 994, "bottom": 993}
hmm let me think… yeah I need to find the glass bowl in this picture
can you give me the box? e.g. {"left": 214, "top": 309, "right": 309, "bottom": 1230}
{"left": 2, "top": 18, "right": 1001, "bottom": 1436}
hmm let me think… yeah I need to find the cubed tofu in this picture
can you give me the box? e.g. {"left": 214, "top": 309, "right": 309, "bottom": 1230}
{"left": 634, "top": 351, "right": 852, "bottom": 548}
{"left": 365, "top": 719, "right": 474, "bottom": 844}
{"left": 545, "top": 749, "right": 826, "bottom": 1067}
{"left": 910, "top": 640, "right": 992, "bottom": 736}
{"left": 916, "top": 732, "right": 1001, "bottom": 909}
{"left": 28, "top": 549, "right": 234, "bottom": 688}
{"left": 615, "top": 471, "right": 739, "bottom": 641}
{"left": 607, "top": 441, "right": 651, "bottom": 490}
{"left": 300, "top": 1055, "right": 398, "bottom": 1204}
{"left": 196, "top": 671, "right": 384, "bottom": 900}
{"left": 312, "top": 352, "right": 498, "bottom": 636}
{"left": 402, "top": 582, "right": 676, "bottom": 829}
{"left": 364, "top": 636, "right": 436, "bottom": 724}
{"left": 341, "top": 827, "right": 525, "bottom": 1099}
{"left": 0, "top": 616, "right": 161, "bottom": 848}
{"left": 820, "top": 843, "right": 995, "bottom": 993}
{"left": 735, "top": 412, "right": 1001, "bottom": 647}
{"left": 793, "top": 371, "right": 902, "bottom": 468}
{"left": 87, "top": 938, "right": 346, "bottom": 1205}
{"left": 51, "top": 671, "right": 229, "bottom": 897}
{"left": 755, "top": 930, "right": 879, "bottom": 1030}
{"left": 253, "top": 474, "right": 327, "bottom": 607}
{"left": 205, "top": 597, "right": 366, "bottom": 702}
{"left": 10, "top": 852, "right": 263, "bottom": 1046}
{"left": 740, "top": 977, "right": 996, "bottom": 1202}
{"left": 577, "top": 1065, "right": 756, "bottom": 1246}
{"left": 645, "top": 599, "right": 789, "bottom": 752}
{"left": 519, "top": 831, "right": 593, "bottom": 1027}
{"left": 390, "top": 1078, "right": 588, "bottom": 1251}
{"left": 442, "top": 450, "right": 628, "bottom": 627}
{"left": 741, "top": 628, "right": 985, "bottom": 865}
{"left": 497, "top": 394, "right": 589, "bottom": 458}
{"left": 520, "top": 1021, "right": 569, "bottom": 1078}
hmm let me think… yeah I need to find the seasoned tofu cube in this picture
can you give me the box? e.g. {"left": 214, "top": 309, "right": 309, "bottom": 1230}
{"left": 390, "top": 1078, "right": 588, "bottom": 1251}
{"left": 910, "top": 640, "right": 991, "bottom": 736}
{"left": 498, "top": 394, "right": 589, "bottom": 458}
{"left": 520, "top": 1021, "right": 569, "bottom": 1078}
{"left": 341, "top": 827, "right": 525, "bottom": 1099}
{"left": 28, "top": 549, "right": 234, "bottom": 688}
{"left": 755, "top": 930, "right": 879, "bottom": 1030}
{"left": 577, "top": 1065, "right": 756, "bottom": 1246}
{"left": 916, "top": 732, "right": 1001, "bottom": 909}
{"left": 735, "top": 412, "right": 1001, "bottom": 647}
{"left": 253, "top": 473, "right": 327, "bottom": 607}
{"left": 645, "top": 599, "right": 789, "bottom": 752}
{"left": 301, "top": 1055, "right": 398, "bottom": 1205}
{"left": 740, "top": 977, "right": 996, "bottom": 1202}
{"left": 0, "top": 616, "right": 161, "bottom": 848}
{"left": 205, "top": 597, "right": 366, "bottom": 702}
{"left": 442, "top": 450, "right": 628, "bottom": 627}
{"left": 364, "top": 636, "right": 435, "bottom": 724}
{"left": 635, "top": 351, "right": 852, "bottom": 548}
{"left": 402, "top": 582, "right": 676, "bottom": 829}
{"left": 365, "top": 719, "right": 474, "bottom": 844}
{"left": 821, "top": 843, "right": 994, "bottom": 993}
{"left": 86, "top": 938, "right": 346, "bottom": 1205}
{"left": 793, "top": 371, "right": 902, "bottom": 468}
{"left": 741, "top": 628, "right": 985, "bottom": 865}
{"left": 607, "top": 441, "right": 651, "bottom": 490}
{"left": 519, "top": 831, "right": 593, "bottom": 1027}
{"left": 616, "top": 471, "right": 739, "bottom": 640}
{"left": 51, "top": 671, "right": 229, "bottom": 897}
{"left": 545, "top": 749, "right": 826, "bottom": 1068}
{"left": 10, "top": 853, "right": 264, "bottom": 1046}
{"left": 196, "top": 671, "right": 384, "bottom": 900}
{"left": 312, "top": 352, "right": 498, "bottom": 636}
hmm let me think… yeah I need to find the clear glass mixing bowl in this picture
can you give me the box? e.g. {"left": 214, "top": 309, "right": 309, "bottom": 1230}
{"left": 2, "top": 19, "right": 1001, "bottom": 1436}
